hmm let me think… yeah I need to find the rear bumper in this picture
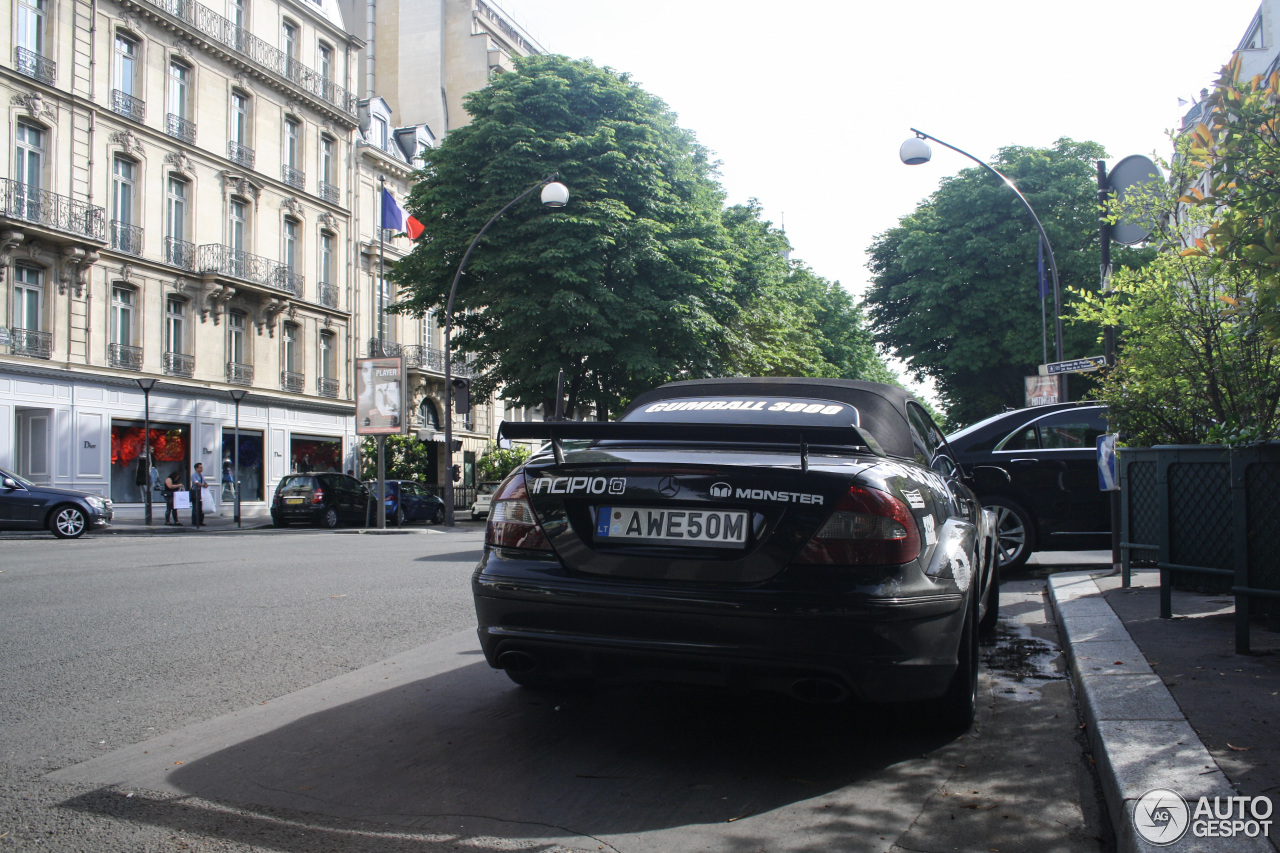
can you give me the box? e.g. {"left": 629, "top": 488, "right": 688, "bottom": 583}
{"left": 472, "top": 550, "right": 968, "bottom": 703}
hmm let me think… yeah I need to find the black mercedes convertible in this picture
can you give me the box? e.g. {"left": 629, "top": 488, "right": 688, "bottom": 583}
{"left": 472, "top": 378, "right": 1000, "bottom": 731}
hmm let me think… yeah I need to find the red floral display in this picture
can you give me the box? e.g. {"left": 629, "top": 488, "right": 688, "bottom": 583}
{"left": 111, "top": 426, "right": 188, "bottom": 465}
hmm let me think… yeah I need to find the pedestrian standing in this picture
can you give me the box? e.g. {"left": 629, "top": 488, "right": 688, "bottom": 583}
{"left": 163, "top": 469, "right": 184, "bottom": 526}
{"left": 191, "top": 462, "right": 207, "bottom": 529}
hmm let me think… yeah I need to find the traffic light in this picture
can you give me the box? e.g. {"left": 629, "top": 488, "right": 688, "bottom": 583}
{"left": 451, "top": 464, "right": 462, "bottom": 483}
{"left": 451, "top": 377, "right": 471, "bottom": 416}
{"left": 450, "top": 439, "right": 462, "bottom": 452}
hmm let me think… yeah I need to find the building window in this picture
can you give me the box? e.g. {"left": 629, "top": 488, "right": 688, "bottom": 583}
{"left": 228, "top": 198, "right": 247, "bottom": 251}
{"left": 13, "top": 264, "right": 43, "bottom": 330}
{"left": 227, "top": 0, "right": 244, "bottom": 31}
{"left": 372, "top": 115, "right": 388, "bottom": 151}
{"left": 376, "top": 277, "right": 393, "bottom": 341}
{"left": 228, "top": 310, "right": 247, "bottom": 363}
{"left": 320, "top": 136, "right": 334, "bottom": 183}
{"left": 164, "top": 176, "right": 191, "bottom": 267}
{"left": 165, "top": 296, "right": 185, "bottom": 353}
{"left": 283, "top": 217, "right": 299, "bottom": 270}
{"left": 112, "top": 34, "right": 142, "bottom": 120}
{"left": 14, "top": 122, "right": 44, "bottom": 219}
{"left": 319, "top": 330, "right": 335, "bottom": 379}
{"left": 318, "top": 42, "right": 333, "bottom": 84}
{"left": 229, "top": 91, "right": 253, "bottom": 166}
{"left": 319, "top": 231, "right": 333, "bottom": 284}
{"left": 282, "top": 322, "right": 299, "bottom": 373}
{"left": 282, "top": 20, "right": 298, "bottom": 70}
{"left": 168, "top": 61, "right": 190, "bottom": 117}
{"left": 110, "top": 286, "right": 134, "bottom": 345}
{"left": 283, "top": 117, "right": 303, "bottom": 187}
{"left": 17, "top": 0, "right": 46, "bottom": 53}
{"left": 111, "top": 157, "right": 140, "bottom": 255}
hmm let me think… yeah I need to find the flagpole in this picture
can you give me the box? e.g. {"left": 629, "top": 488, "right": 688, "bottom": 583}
{"left": 377, "top": 175, "right": 385, "bottom": 358}
{"left": 1039, "top": 239, "right": 1048, "bottom": 366}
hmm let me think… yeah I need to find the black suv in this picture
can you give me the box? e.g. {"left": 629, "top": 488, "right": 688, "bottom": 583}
{"left": 271, "top": 472, "right": 372, "bottom": 528}
{"left": 0, "top": 467, "right": 113, "bottom": 538}
{"left": 947, "top": 403, "right": 1110, "bottom": 570}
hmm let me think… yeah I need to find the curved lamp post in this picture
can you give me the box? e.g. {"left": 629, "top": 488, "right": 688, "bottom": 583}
{"left": 900, "top": 129, "right": 1066, "bottom": 400}
{"left": 442, "top": 173, "right": 569, "bottom": 526}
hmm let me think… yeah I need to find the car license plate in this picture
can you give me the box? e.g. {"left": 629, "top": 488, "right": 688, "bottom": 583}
{"left": 286, "top": 497, "right": 304, "bottom": 505}
{"left": 595, "top": 506, "right": 748, "bottom": 548}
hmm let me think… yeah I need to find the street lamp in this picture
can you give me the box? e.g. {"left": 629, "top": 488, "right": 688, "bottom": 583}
{"left": 900, "top": 128, "right": 1067, "bottom": 400}
{"left": 442, "top": 173, "right": 568, "bottom": 527}
{"left": 229, "top": 389, "right": 246, "bottom": 528}
{"left": 135, "top": 378, "right": 156, "bottom": 525}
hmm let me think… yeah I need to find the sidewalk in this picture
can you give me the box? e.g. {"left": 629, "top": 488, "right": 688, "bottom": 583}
{"left": 1047, "top": 564, "right": 1278, "bottom": 853}
{"left": 0, "top": 511, "right": 486, "bottom": 538}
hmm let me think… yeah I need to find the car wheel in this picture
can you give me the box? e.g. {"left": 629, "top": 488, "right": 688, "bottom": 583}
{"left": 978, "top": 554, "right": 1000, "bottom": 643}
{"left": 985, "top": 497, "right": 1035, "bottom": 572}
{"left": 272, "top": 514, "right": 287, "bottom": 528}
{"left": 50, "top": 505, "right": 88, "bottom": 539}
{"left": 319, "top": 506, "right": 340, "bottom": 529}
{"left": 932, "top": 599, "right": 979, "bottom": 733}
{"left": 431, "top": 506, "right": 444, "bottom": 524}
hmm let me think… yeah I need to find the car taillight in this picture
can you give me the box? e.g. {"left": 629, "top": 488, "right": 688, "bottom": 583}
{"left": 485, "top": 474, "right": 551, "bottom": 551}
{"left": 312, "top": 487, "right": 324, "bottom": 504}
{"left": 794, "top": 485, "right": 921, "bottom": 566}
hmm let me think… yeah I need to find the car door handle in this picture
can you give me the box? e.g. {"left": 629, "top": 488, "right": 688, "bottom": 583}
{"left": 1007, "top": 458, "right": 1039, "bottom": 465}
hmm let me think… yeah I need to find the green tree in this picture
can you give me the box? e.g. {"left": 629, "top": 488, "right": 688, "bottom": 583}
{"left": 358, "top": 436, "right": 437, "bottom": 483}
{"left": 391, "top": 55, "right": 732, "bottom": 420}
{"left": 864, "top": 139, "right": 1146, "bottom": 428}
{"left": 476, "top": 444, "right": 531, "bottom": 482}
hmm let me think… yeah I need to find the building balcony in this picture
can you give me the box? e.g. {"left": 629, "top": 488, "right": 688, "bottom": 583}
{"left": 282, "top": 165, "right": 305, "bottom": 190}
{"left": 164, "top": 351, "right": 194, "bottom": 377}
{"left": 110, "top": 221, "right": 143, "bottom": 256}
{"left": 14, "top": 46, "right": 54, "bottom": 85}
{"left": 198, "top": 243, "right": 275, "bottom": 287}
{"left": 272, "top": 267, "right": 303, "bottom": 297}
{"left": 110, "top": 89, "right": 146, "bottom": 123}
{"left": 281, "top": 370, "right": 304, "bottom": 392}
{"left": 166, "top": 113, "right": 197, "bottom": 144}
{"left": 10, "top": 328, "right": 52, "bottom": 359}
{"left": 318, "top": 181, "right": 339, "bottom": 204}
{"left": 108, "top": 342, "right": 143, "bottom": 370}
{"left": 318, "top": 376, "right": 339, "bottom": 398}
{"left": 317, "top": 281, "right": 339, "bottom": 308}
{"left": 226, "top": 362, "right": 253, "bottom": 385}
{"left": 1, "top": 179, "right": 106, "bottom": 241}
{"left": 129, "top": 0, "right": 357, "bottom": 119}
{"left": 398, "top": 343, "right": 476, "bottom": 378}
{"left": 164, "top": 236, "right": 196, "bottom": 270}
{"left": 367, "top": 337, "right": 400, "bottom": 358}
{"left": 228, "top": 141, "right": 255, "bottom": 169}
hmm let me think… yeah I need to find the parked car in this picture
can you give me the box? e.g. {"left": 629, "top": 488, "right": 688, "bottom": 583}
{"left": 476, "top": 378, "right": 998, "bottom": 732}
{"left": 0, "top": 467, "right": 113, "bottom": 538}
{"left": 271, "top": 472, "right": 372, "bottom": 528}
{"left": 946, "top": 402, "right": 1110, "bottom": 571}
{"left": 470, "top": 481, "right": 500, "bottom": 521}
{"left": 366, "top": 480, "right": 445, "bottom": 526}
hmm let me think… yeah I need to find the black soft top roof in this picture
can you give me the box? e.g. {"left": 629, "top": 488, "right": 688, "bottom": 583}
{"left": 622, "top": 377, "right": 921, "bottom": 460}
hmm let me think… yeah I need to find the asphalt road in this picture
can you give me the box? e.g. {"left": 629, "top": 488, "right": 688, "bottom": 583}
{"left": 0, "top": 530, "right": 1113, "bottom": 852}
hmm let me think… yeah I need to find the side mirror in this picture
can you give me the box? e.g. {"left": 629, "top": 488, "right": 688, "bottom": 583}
{"left": 967, "top": 465, "right": 1012, "bottom": 492}
{"left": 2, "top": 477, "right": 19, "bottom": 490}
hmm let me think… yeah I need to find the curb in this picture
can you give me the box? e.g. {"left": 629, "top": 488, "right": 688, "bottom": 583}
{"left": 1048, "top": 571, "right": 1272, "bottom": 853}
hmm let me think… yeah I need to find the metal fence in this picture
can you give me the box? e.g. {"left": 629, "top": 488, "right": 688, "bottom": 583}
{"left": 1119, "top": 443, "right": 1280, "bottom": 653}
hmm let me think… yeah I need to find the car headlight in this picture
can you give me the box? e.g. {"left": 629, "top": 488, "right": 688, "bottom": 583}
{"left": 86, "top": 496, "right": 106, "bottom": 510}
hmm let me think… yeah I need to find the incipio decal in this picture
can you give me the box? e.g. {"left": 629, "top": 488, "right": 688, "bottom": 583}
{"left": 903, "top": 489, "right": 926, "bottom": 509}
{"left": 530, "top": 476, "right": 623, "bottom": 496}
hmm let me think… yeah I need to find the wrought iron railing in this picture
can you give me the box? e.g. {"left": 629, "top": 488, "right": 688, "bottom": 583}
{"left": 136, "top": 0, "right": 357, "bottom": 116}
{"left": 198, "top": 243, "right": 275, "bottom": 286}
{"left": 398, "top": 343, "right": 477, "bottom": 377}
{"left": 10, "top": 327, "right": 52, "bottom": 359}
{"left": 281, "top": 370, "right": 304, "bottom": 392}
{"left": 228, "top": 141, "right": 255, "bottom": 169}
{"left": 226, "top": 362, "right": 253, "bottom": 385}
{"left": 14, "top": 46, "right": 55, "bottom": 85}
{"left": 108, "top": 342, "right": 143, "bottom": 370}
{"left": 111, "top": 221, "right": 143, "bottom": 255}
{"left": 282, "top": 165, "right": 305, "bottom": 189}
{"left": 318, "top": 376, "right": 339, "bottom": 398}
{"left": 1, "top": 179, "right": 106, "bottom": 240}
{"left": 164, "top": 237, "right": 196, "bottom": 270}
{"left": 318, "top": 181, "right": 339, "bottom": 204}
{"left": 367, "top": 337, "right": 401, "bottom": 358}
{"left": 273, "top": 266, "right": 303, "bottom": 297}
{"left": 166, "top": 113, "right": 197, "bottom": 144}
{"left": 110, "top": 89, "right": 146, "bottom": 123}
{"left": 164, "top": 351, "right": 194, "bottom": 377}
{"left": 318, "top": 282, "right": 339, "bottom": 308}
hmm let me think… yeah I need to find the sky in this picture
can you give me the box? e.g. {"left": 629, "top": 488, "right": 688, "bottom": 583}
{"left": 490, "top": 0, "right": 1261, "bottom": 396}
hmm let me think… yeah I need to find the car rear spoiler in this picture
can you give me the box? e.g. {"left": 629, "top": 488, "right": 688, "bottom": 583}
{"left": 498, "top": 420, "right": 887, "bottom": 471}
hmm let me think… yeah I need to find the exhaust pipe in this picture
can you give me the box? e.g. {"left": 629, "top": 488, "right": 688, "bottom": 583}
{"left": 496, "top": 650, "right": 537, "bottom": 673}
{"left": 790, "top": 677, "right": 849, "bottom": 704}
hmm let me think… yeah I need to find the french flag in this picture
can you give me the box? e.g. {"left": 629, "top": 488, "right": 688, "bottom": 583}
{"left": 381, "top": 187, "right": 425, "bottom": 240}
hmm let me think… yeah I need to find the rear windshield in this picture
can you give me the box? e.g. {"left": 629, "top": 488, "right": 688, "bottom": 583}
{"left": 622, "top": 396, "right": 859, "bottom": 427}
{"left": 278, "top": 475, "right": 317, "bottom": 492}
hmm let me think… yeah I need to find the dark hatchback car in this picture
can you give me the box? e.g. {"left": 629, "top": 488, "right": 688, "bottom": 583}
{"left": 271, "top": 472, "right": 372, "bottom": 528}
{"left": 367, "top": 480, "right": 445, "bottom": 526}
{"left": 474, "top": 378, "right": 999, "bottom": 731}
{"left": 946, "top": 403, "right": 1110, "bottom": 570}
{"left": 0, "top": 467, "right": 113, "bottom": 538}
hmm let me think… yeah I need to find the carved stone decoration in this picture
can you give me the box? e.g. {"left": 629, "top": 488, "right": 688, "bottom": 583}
{"left": 76, "top": 251, "right": 99, "bottom": 298}
{"left": 285, "top": 98, "right": 301, "bottom": 117}
{"left": 322, "top": 315, "right": 333, "bottom": 329}
{"left": 0, "top": 232, "right": 25, "bottom": 284}
{"left": 164, "top": 150, "right": 196, "bottom": 177}
{"left": 318, "top": 212, "right": 339, "bottom": 231}
{"left": 220, "top": 171, "right": 264, "bottom": 207}
{"left": 171, "top": 39, "right": 192, "bottom": 59}
{"left": 109, "top": 129, "right": 146, "bottom": 156}
{"left": 321, "top": 119, "right": 336, "bottom": 136}
{"left": 118, "top": 12, "right": 143, "bottom": 33}
{"left": 281, "top": 196, "right": 304, "bottom": 218}
{"left": 256, "top": 298, "right": 288, "bottom": 336}
{"left": 59, "top": 247, "right": 85, "bottom": 296}
{"left": 119, "top": 263, "right": 135, "bottom": 283}
{"left": 203, "top": 284, "right": 235, "bottom": 323}
{"left": 234, "top": 72, "right": 249, "bottom": 88}
{"left": 24, "top": 241, "right": 47, "bottom": 264}
{"left": 172, "top": 276, "right": 189, "bottom": 295}
{"left": 11, "top": 92, "right": 57, "bottom": 122}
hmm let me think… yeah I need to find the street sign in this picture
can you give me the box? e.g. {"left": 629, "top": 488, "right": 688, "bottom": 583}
{"left": 1097, "top": 434, "right": 1119, "bottom": 491}
{"left": 1039, "top": 355, "right": 1107, "bottom": 376}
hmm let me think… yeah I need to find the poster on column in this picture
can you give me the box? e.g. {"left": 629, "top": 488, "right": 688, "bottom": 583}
{"left": 355, "top": 357, "right": 406, "bottom": 436}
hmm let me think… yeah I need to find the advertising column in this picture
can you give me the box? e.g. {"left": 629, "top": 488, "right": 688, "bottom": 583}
{"left": 354, "top": 357, "right": 405, "bottom": 529}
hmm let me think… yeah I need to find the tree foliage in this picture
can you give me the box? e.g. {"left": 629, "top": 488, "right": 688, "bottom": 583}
{"left": 864, "top": 139, "right": 1148, "bottom": 428}
{"left": 476, "top": 444, "right": 531, "bottom": 482}
{"left": 1182, "top": 54, "right": 1280, "bottom": 343}
{"left": 391, "top": 55, "right": 894, "bottom": 418}
{"left": 358, "top": 436, "right": 437, "bottom": 483}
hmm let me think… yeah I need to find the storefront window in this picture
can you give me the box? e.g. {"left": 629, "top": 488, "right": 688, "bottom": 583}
{"left": 110, "top": 420, "right": 190, "bottom": 503}
{"left": 220, "top": 429, "right": 264, "bottom": 503}
{"left": 290, "top": 435, "right": 342, "bottom": 474}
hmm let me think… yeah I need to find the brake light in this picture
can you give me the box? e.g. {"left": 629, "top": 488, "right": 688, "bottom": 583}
{"left": 485, "top": 474, "right": 551, "bottom": 551}
{"left": 794, "top": 485, "right": 921, "bottom": 565}
{"left": 312, "top": 487, "right": 324, "bottom": 505}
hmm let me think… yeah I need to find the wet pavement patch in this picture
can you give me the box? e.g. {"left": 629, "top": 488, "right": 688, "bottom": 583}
{"left": 983, "top": 620, "right": 1064, "bottom": 702}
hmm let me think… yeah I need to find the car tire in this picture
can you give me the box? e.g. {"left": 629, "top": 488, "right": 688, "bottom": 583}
{"left": 932, "top": 599, "right": 979, "bottom": 733}
{"left": 984, "top": 497, "right": 1035, "bottom": 572}
{"left": 50, "top": 505, "right": 88, "bottom": 539}
{"left": 319, "top": 506, "right": 339, "bottom": 529}
{"left": 272, "top": 514, "right": 287, "bottom": 528}
{"left": 978, "top": 554, "right": 1000, "bottom": 643}
{"left": 431, "top": 506, "right": 444, "bottom": 525}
